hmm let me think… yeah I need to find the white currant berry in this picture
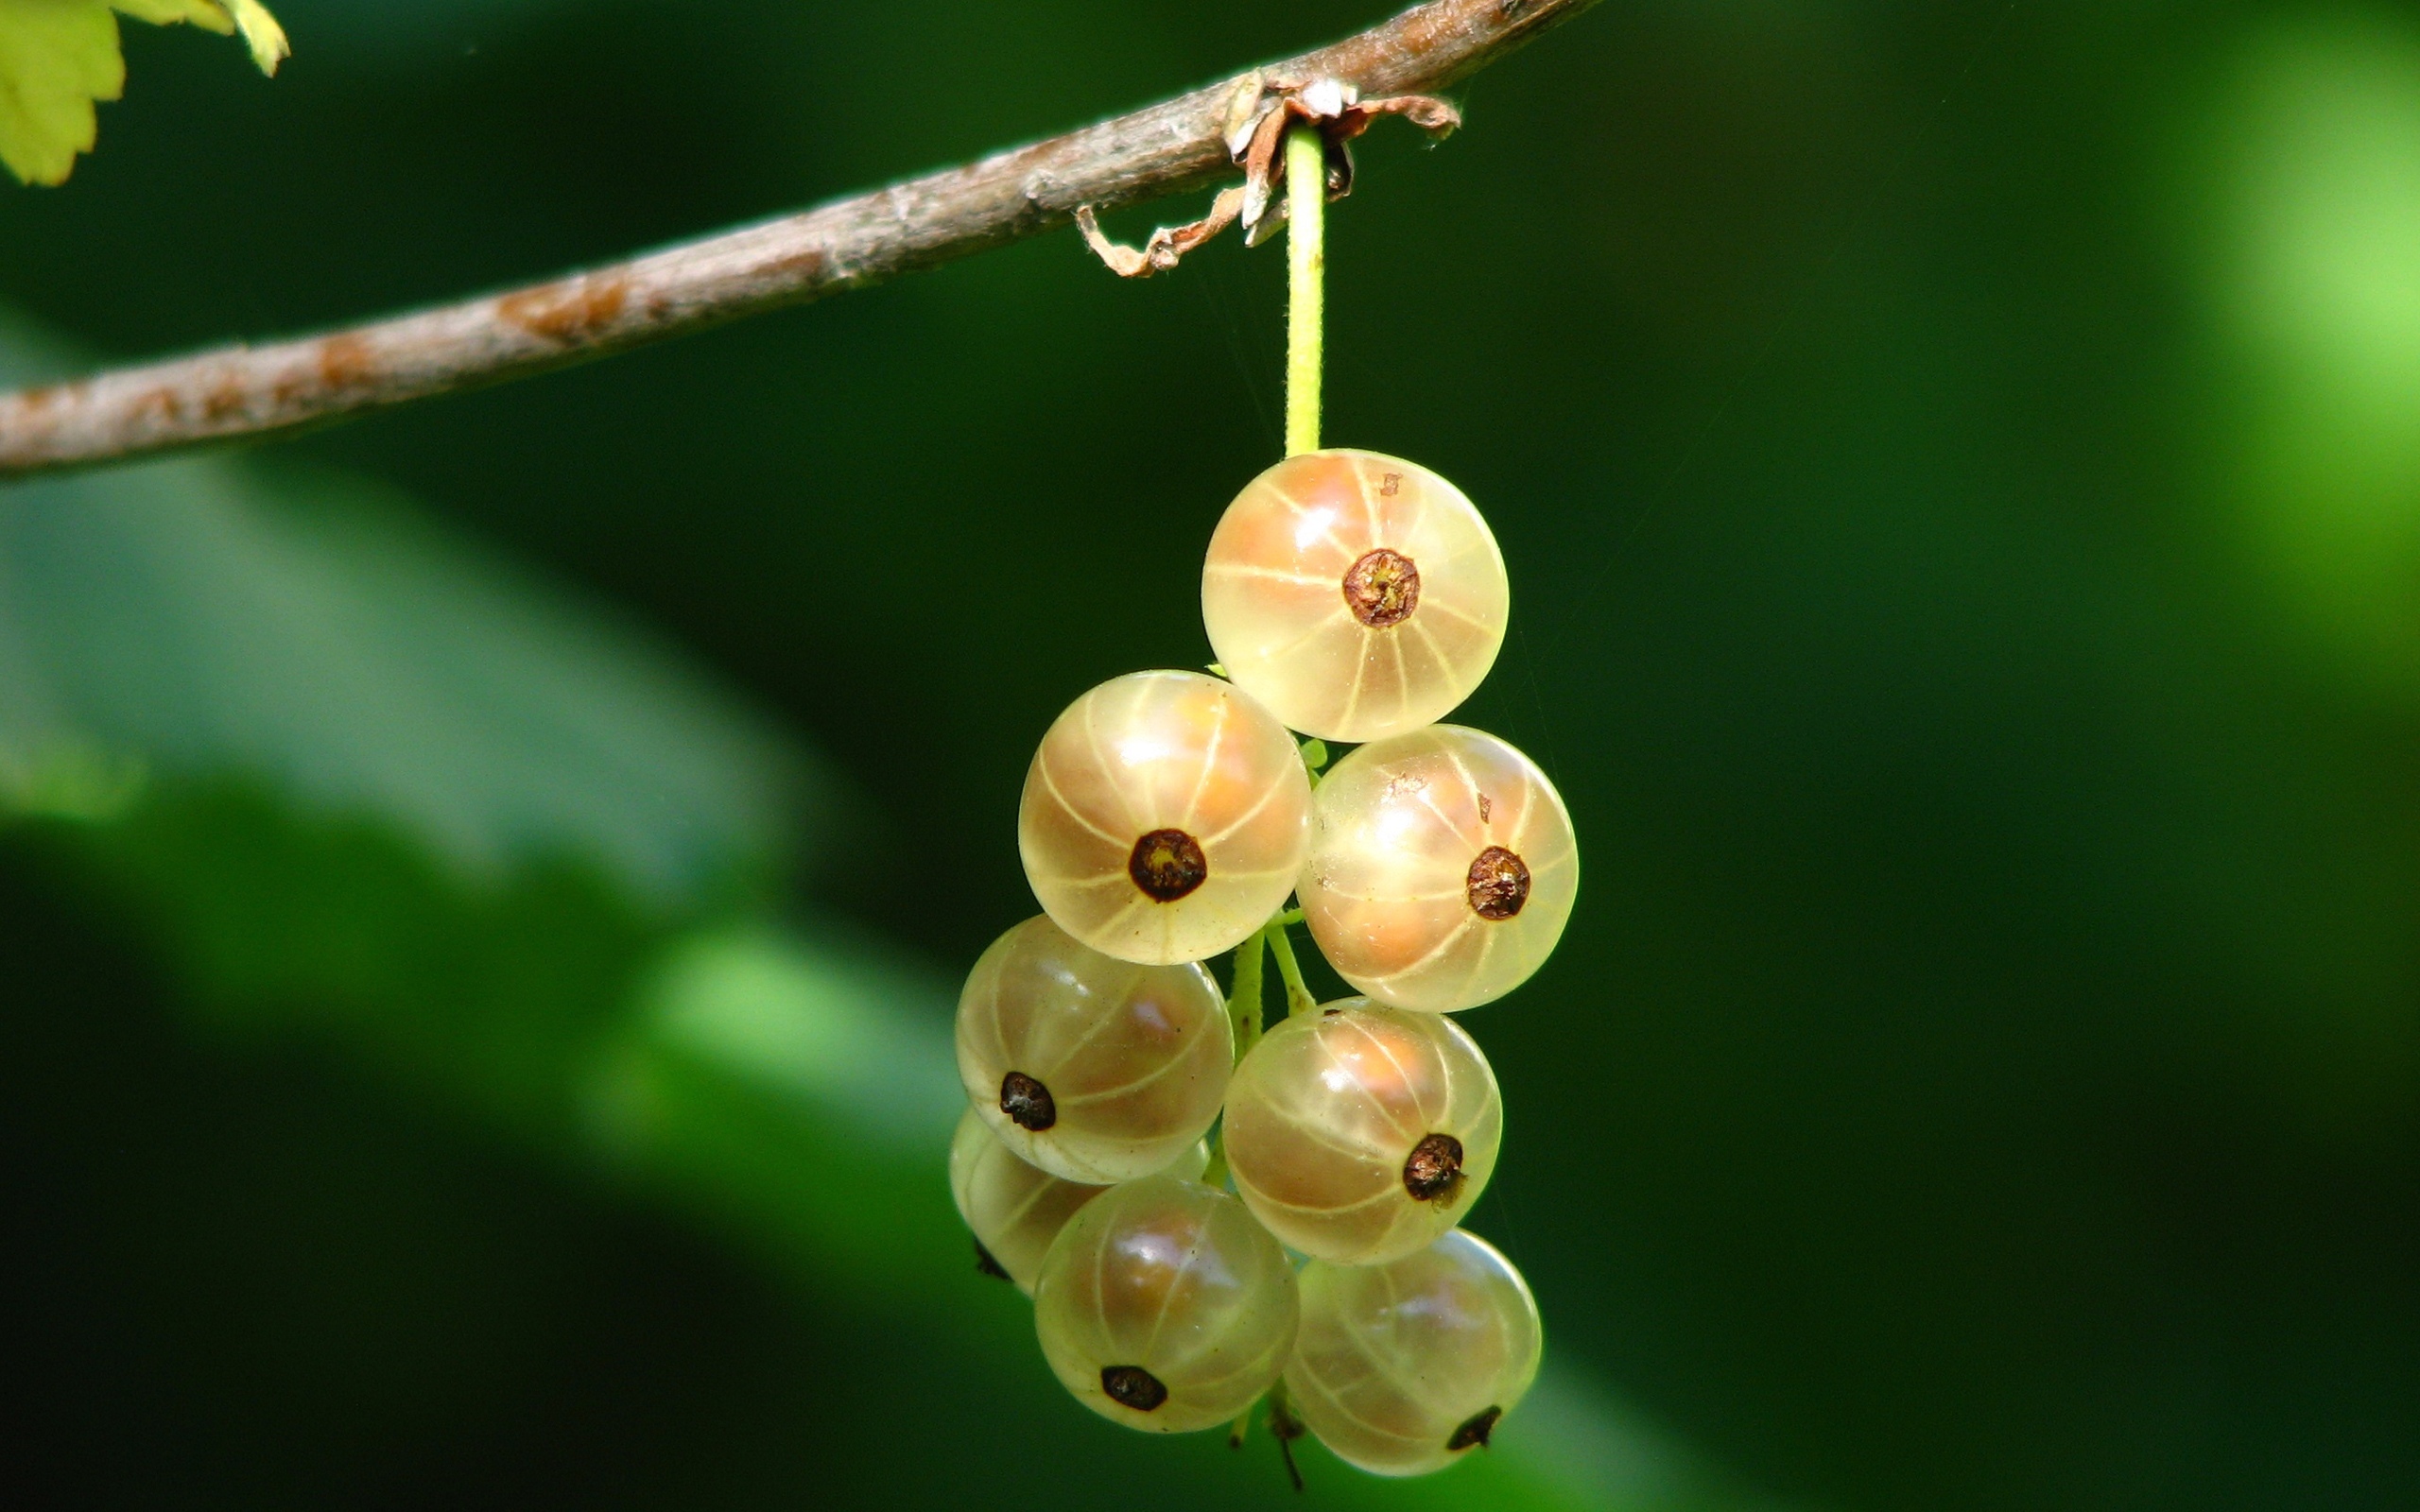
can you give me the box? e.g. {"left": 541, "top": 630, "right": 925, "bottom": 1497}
{"left": 1033, "top": 1174, "right": 1299, "bottom": 1434}
{"left": 948, "top": 1108, "right": 1205, "bottom": 1295}
{"left": 956, "top": 915, "right": 1232, "bottom": 1183}
{"left": 1201, "top": 450, "right": 1509, "bottom": 744}
{"left": 1299, "top": 725, "right": 1576, "bottom": 1013}
{"left": 1221, "top": 998, "right": 1502, "bottom": 1265}
{"left": 1286, "top": 1228, "right": 1542, "bottom": 1477}
{"left": 1019, "top": 669, "right": 1312, "bottom": 965}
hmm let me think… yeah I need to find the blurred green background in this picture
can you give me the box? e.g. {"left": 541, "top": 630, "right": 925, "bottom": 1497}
{"left": 3, "top": 1, "right": 2416, "bottom": 1507}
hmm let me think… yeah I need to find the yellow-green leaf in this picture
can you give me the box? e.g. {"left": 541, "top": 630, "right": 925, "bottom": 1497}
{"left": 110, "top": 0, "right": 228, "bottom": 26}
{"left": 220, "top": 0, "right": 284, "bottom": 75}
{"left": 112, "top": 1, "right": 286, "bottom": 75}
{"left": 0, "top": 1, "right": 124, "bottom": 187}
{"left": 0, "top": 0, "right": 285, "bottom": 187}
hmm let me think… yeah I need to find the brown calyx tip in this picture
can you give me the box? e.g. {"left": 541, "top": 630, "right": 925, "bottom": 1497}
{"left": 1466, "top": 845, "right": 1531, "bottom": 920}
{"left": 1446, "top": 1405, "right": 1503, "bottom": 1452}
{"left": 1100, "top": 1365, "right": 1170, "bottom": 1412}
{"left": 1343, "top": 547, "right": 1422, "bottom": 627}
{"left": 973, "top": 1240, "right": 1011, "bottom": 1281}
{"left": 1269, "top": 1390, "right": 1308, "bottom": 1491}
{"left": 1402, "top": 1132, "right": 1465, "bottom": 1202}
{"left": 1129, "top": 828, "right": 1209, "bottom": 902}
{"left": 999, "top": 1072, "right": 1057, "bottom": 1131}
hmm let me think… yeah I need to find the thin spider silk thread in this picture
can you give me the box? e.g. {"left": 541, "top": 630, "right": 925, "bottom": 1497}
{"left": 1189, "top": 245, "right": 1283, "bottom": 459}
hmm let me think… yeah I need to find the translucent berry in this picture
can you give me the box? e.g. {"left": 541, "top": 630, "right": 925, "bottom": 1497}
{"left": 1221, "top": 999, "right": 1502, "bottom": 1265}
{"left": 1299, "top": 725, "right": 1577, "bottom": 1013}
{"left": 948, "top": 1108, "right": 1206, "bottom": 1295}
{"left": 1033, "top": 1175, "right": 1299, "bottom": 1434}
{"left": 1201, "top": 450, "right": 1509, "bottom": 744}
{"left": 1286, "top": 1229, "right": 1543, "bottom": 1477}
{"left": 956, "top": 915, "right": 1232, "bottom": 1183}
{"left": 1019, "top": 670, "right": 1312, "bottom": 965}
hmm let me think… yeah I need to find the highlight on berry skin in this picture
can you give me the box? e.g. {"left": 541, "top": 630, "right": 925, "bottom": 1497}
{"left": 948, "top": 1109, "right": 1207, "bottom": 1296}
{"left": 1300, "top": 724, "right": 1578, "bottom": 1013}
{"left": 1285, "top": 1228, "right": 1543, "bottom": 1477}
{"left": 1220, "top": 999, "right": 1502, "bottom": 1265}
{"left": 1019, "top": 669, "right": 1312, "bottom": 965}
{"left": 1201, "top": 450, "right": 1509, "bottom": 745}
{"left": 955, "top": 915, "right": 1232, "bottom": 1183}
{"left": 1032, "top": 1175, "right": 1300, "bottom": 1435}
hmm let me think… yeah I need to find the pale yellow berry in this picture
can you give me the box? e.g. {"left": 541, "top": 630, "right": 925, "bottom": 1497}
{"left": 947, "top": 1108, "right": 1205, "bottom": 1295}
{"left": 1287, "top": 1229, "right": 1542, "bottom": 1476}
{"left": 1300, "top": 725, "right": 1577, "bottom": 1013}
{"left": 1033, "top": 1175, "right": 1299, "bottom": 1434}
{"left": 955, "top": 915, "right": 1231, "bottom": 1183}
{"left": 1201, "top": 450, "right": 1509, "bottom": 744}
{"left": 1018, "top": 670, "right": 1311, "bottom": 965}
{"left": 1221, "top": 999, "right": 1501, "bottom": 1265}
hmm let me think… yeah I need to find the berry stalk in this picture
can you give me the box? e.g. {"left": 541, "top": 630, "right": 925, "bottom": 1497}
{"left": 1284, "top": 125, "right": 1326, "bottom": 458}
{"left": 1227, "top": 927, "right": 1270, "bottom": 1063}
{"left": 1265, "top": 917, "right": 1320, "bottom": 1019}
{"left": 1202, "top": 923, "right": 1269, "bottom": 1191}
{"left": 1268, "top": 1378, "right": 1308, "bottom": 1492}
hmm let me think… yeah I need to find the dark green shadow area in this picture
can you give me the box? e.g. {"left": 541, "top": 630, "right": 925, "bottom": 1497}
{"left": 4, "top": 3, "right": 2417, "bottom": 1510}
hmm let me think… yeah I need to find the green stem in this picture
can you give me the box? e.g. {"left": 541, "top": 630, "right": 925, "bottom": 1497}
{"left": 1207, "top": 911, "right": 1321, "bottom": 1190}
{"left": 1226, "top": 930, "right": 1268, "bottom": 1064}
{"left": 1265, "top": 918, "right": 1319, "bottom": 1019}
{"left": 1202, "top": 929, "right": 1270, "bottom": 1189}
{"left": 1297, "top": 736, "right": 1329, "bottom": 789}
{"left": 1284, "top": 125, "right": 1325, "bottom": 458}
{"left": 1200, "top": 1131, "right": 1230, "bottom": 1191}
{"left": 1217, "top": 136, "right": 1327, "bottom": 1190}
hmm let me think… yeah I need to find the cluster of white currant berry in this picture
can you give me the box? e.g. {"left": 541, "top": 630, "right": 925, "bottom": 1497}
{"left": 951, "top": 448, "right": 1575, "bottom": 1479}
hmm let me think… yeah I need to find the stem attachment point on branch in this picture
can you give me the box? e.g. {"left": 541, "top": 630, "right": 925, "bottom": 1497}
{"left": 1078, "top": 74, "right": 1461, "bottom": 279}
{"left": 0, "top": 0, "right": 1598, "bottom": 476}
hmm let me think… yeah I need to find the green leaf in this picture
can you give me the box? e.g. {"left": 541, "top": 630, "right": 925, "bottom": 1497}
{"left": 116, "top": 1, "right": 288, "bottom": 75}
{"left": 0, "top": 1, "right": 121, "bottom": 186}
{"left": 0, "top": 0, "right": 285, "bottom": 187}
{"left": 216, "top": 0, "right": 286, "bottom": 74}
{"left": 0, "top": 315, "right": 808, "bottom": 903}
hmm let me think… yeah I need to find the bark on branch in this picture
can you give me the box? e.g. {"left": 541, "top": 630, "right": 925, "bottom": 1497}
{"left": 0, "top": 0, "right": 1599, "bottom": 479}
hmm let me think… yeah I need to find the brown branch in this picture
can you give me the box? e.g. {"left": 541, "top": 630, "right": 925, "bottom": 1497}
{"left": 0, "top": 0, "right": 1600, "bottom": 478}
